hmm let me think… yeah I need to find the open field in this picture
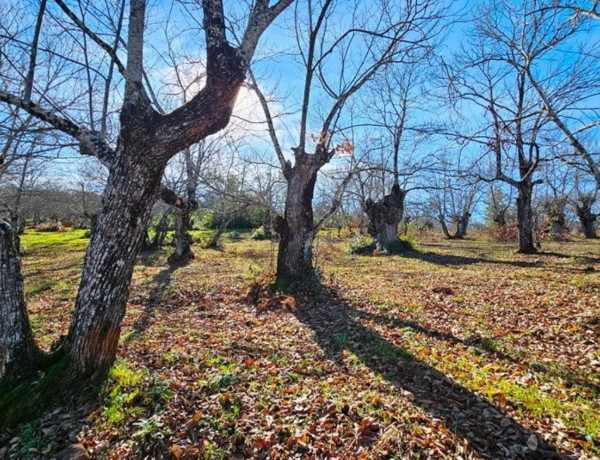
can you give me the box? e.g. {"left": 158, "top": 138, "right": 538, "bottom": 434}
{"left": 1, "top": 229, "right": 599, "bottom": 459}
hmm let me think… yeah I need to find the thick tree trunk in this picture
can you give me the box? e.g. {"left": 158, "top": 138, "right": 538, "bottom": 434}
{"left": 65, "top": 153, "right": 165, "bottom": 377}
{"left": 453, "top": 212, "right": 471, "bottom": 239}
{"left": 276, "top": 164, "right": 319, "bottom": 287}
{"left": 493, "top": 210, "right": 507, "bottom": 227}
{"left": 516, "top": 183, "right": 536, "bottom": 254}
{"left": 0, "top": 221, "right": 40, "bottom": 388}
{"left": 171, "top": 208, "right": 194, "bottom": 260}
{"left": 364, "top": 184, "right": 405, "bottom": 250}
{"left": 576, "top": 201, "right": 597, "bottom": 239}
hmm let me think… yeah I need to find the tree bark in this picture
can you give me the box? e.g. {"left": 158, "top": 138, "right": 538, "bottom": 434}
{"left": 171, "top": 208, "right": 194, "bottom": 259}
{"left": 363, "top": 184, "right": 405, "bottom": 250}
{"left": 493, "top": 209, "right": 507, "bottom": 227}
{"left": 65, "top": 153, "right": 165, "bottom": 377}
{"left": 454, "top": 212, "right": 471, "bottom": 239}
{"left": 275, "top": 163, "right": 320, "bottom": 287}
{"left": 576, "top": 196, "right": 597, "bottom": 239}
{"left": 516, "top": 183, "right": 537, "bottom": 254}
{"left": 0, "top": 221, "right": 40, "bottom": 388}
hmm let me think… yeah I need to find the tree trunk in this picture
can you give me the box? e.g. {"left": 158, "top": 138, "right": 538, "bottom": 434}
{"left": 364, "top": 184, "right": 405, "bottom": 250}
{"left": 275, "top": 163, "right": 319, "bottom": 287}
{"left": 439, "top": 215, "right": 452, "bottom": 239}
{"left": 9, "top": 212, "right": 21, "bottom": 252}
{"left": 0, "top": 221, "right": 40, "bottom": 388}
{"left": 576, "top": 200, "right": 596, "bottom": 239}
{"left": 493, "top": 210, "right": 506, "bottom": 227}
{"left": 454, "top": 212, "right": 471, "bottom": 239}
{"left": 171, "top": 208, "right": 194, "bottom": 260}
{"left": 65, "top": 154, "right": 165, "bottom": 377}
{"left": 205, "top": 216, "right": 232, "bottom": 249}
{"left": 152, "top": 211, "right": 170, "bottom": 248}
{"left": 516, "top": 183, "right": 536, "bottom": 254}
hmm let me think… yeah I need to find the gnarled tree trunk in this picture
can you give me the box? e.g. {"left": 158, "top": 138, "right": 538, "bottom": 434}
{"left": 0, "top": 221, "right": 40, "bottom": 388}
{"left": 172, "top": 208, "right": 194, "bottom": 259}
{"left": 516, "top": 182, "right": 536, "bottom": 254}
{"left": 275, "top": 162, "right": 320, "bottom": 287}
{"left": 493, "top": 209, "right": 507, "bottom": 227}
{"left": 66, "top": 153, "right": 165, "bottom": 376}
{"left": 576, "top": 196, "right": 597, "bottom": 239}
{"left": 364, "top": 184, "right": 405, "bottom": 250}
{"left": 454, "top": 212, "right": 471, "bottom": 239}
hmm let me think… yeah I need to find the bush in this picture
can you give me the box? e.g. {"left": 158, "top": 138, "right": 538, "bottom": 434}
{"left": 252, "top": 226, "right": 268, "bottom": 240}
{"left": 347, "top": 234, "right": 374, "bottom": 254}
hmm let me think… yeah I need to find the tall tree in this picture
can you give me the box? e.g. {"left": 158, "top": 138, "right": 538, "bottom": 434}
{"left": 253, "top": 0, "right": 445, "bottom": 287}
{"left": 448, "top": 0, "right": 558, "bottom": 253}
{"left": 0, "top": 0, "right": 293, "bottom": 389}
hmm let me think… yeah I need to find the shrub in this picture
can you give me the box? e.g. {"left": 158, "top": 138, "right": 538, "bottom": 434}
{"left": 347, "top": 234, "right": 374, "bottom": 254}
{"left": 252, "top": 226, "right": 273, "bottom": 240}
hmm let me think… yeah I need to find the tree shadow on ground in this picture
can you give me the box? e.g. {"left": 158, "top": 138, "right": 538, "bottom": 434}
{"left": 293, "top": 292, "right": 568, "bottom": 459}
{"left": 400, "top": 249, "right": 599, "bottom": 271}
{"left": 131, "top": 260, "right": 185, "bottom": 333}
{"left": 137, "top": 247, "right": 168, "bottom": 267}
{"left": 358, "top": 308, "right": 600, "bottom": 395}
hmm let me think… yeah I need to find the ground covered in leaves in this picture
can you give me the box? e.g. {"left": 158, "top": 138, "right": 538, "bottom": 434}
{"left": 1, "top": 229, "right": 599, "bottom": 459}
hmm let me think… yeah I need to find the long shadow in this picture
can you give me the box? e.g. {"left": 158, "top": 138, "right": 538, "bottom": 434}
{"left": 402, "top": 249, "right": 541, "bottom": 268}
{"left": 401, "top": 249, "right": 599, "bottom": 272}
{"left": 293, "top": 293, "right": 569, "bottom": 459}
{"left": 131, "top": 260, "right": 184, "bottom": 334}
{"left": 355, "top": 307, "right": 600, "bottom": 395}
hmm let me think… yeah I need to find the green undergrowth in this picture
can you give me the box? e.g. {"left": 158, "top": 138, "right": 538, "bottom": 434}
{"left": 97, "top": 360, "right": 173, "bottom": 432}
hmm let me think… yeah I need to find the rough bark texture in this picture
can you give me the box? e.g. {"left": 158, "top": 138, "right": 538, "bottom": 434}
{"left": 493, "top": 210, "right": 507, "bottom": 227}
{"left": 172, "top": 208, "right": 194, "bottom": 259}
{"left": 0, "top": 221, "right": 40, "bottom": 388}
{"left": 576, "top": 196, "right": 597, "bottom": 239}
{"left": 364, "top": 184, "right": 405, "bottom": 250}
{"left": 275, "top": 163, "right": 320, "bottom": 287}
{"left": 0, "top": 0, "right": 293, "bottom": 387}
{"left": 516, "top": 183, "right": 536, "bottom": 254}
{"left": 543, "top": 196, "right": 568, "bottom": 240}
{"left": 65, "top": 153, "right": 165, "bottom": 377}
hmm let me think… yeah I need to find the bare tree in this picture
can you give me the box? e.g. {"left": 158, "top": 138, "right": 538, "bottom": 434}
{"left": 427, "top": 160, "right": 481, "bottom": 239}
{"left": 252, "top": 0, "right": 446, "bottom": 287}
{"left": 448, "top": 0, "right": 558, "bottom": 253}
{"left": 0, "top": 0, "right": 292, "bottom": 392}
{"left": 360, "top": 54, "right": 437, "bottom": 251}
